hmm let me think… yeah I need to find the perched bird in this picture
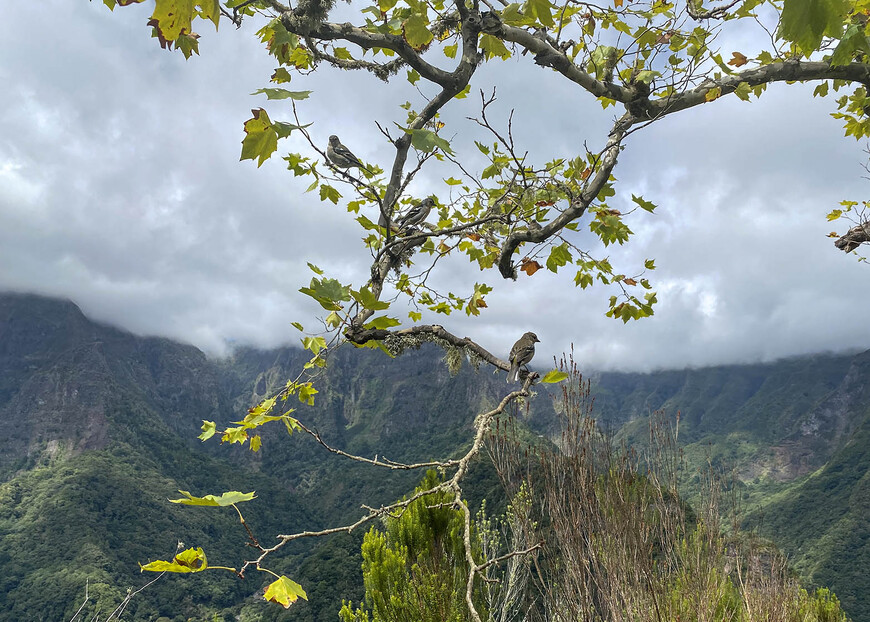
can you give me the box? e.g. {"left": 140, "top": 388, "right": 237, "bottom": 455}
{"left": 396, "top": 197, "right": 435, "bottom": 231}
{"left": 327, "top": 135, "right": 369, "bottom": 172}
{"left": 507, "top": 332, "right": 540, "bottom": 383}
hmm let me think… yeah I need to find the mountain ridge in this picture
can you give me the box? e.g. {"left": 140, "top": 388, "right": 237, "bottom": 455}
{"left": 1, "top": 292, "right": 869, "bottom": 620}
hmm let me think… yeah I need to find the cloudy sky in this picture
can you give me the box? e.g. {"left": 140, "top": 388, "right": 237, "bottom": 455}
{"left": 1, "top": 2, "right": 868, "bottom": 372}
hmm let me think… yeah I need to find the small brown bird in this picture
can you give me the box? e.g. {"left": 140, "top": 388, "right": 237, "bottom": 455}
{"left": 507, "top": 332, "right": 539, "bottom": 383}
{"left": 326, "top": 135, "right": 370, "bottom": 173}
{"left": 396, "top": 197, "right": 435, "bottom": 231}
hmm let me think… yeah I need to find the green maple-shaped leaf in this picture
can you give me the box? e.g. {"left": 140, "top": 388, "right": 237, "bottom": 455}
{"left": 351, "top": 286, "right": 391, "bottom": 311}
{"left": 169, "top": 490, "right": 257, "bottom": 506}
{"left": 240, "top": 108, "right": 278, "bottom": 167}
{"left": 198, "top": 0, "right": 220, "bottom": 28}
{"left": 524, "top": 0, "right": 554, "bottom": 28}
{"left": 299, "top": 277, "right": 352, "bottom": 311}
{"left": 222, "top": 426, "right": 249, "bottom": 445}
{"left": 365, "top": 315, "right": 401, "bottom": 329}
{"left": 733, "top": 81, "right": 752, "bottom": 101}
{"left": 153, "top": 0, "right": 220, "bottom": 40}
{"left": 140, "top": 547, "right": 207, "bottom": 573}
{"left": 409, "top": 128, "right": 454, "bottom": 154}
{"left": 630, "top": 194, "right": 656, "bottom": 213}
{"left": 264, "top": 575, "right": 308, "bottom": 608}
{"left": 480, "top": 34, "right": 512, "bottom": 60}
{"left": 302, "top": 336, "right": 327, "bottom": 354}
{"left": 831, "top": 23, "right": 870, "bottom": 66}
{"left": 175, "top": 32, "right": 201, "bottom": 58}
{"left": 546, "top": 243, "right": 572, "bottom": 272}
{"left": 778, "top": 0, "right": 849, "bottom": 53}
{"left": 404, "top": 14, "right": 434, "bottom": 49}
{"left": 151, "top": 0, "right": 196, "bottom": 42}
{"left": 198, "top": 420, "right": 216, "bottom": 441}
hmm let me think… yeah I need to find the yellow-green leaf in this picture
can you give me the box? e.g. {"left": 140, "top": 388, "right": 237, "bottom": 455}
{"left": 169, "top": 490, "right": 257, "bottom": 506}
{"left": 778, "top": 0, "right": 849, "bottom": 54}
{"left": 541, "top": 370, "right": 569, "bottom": 383}
{"left": 704, "top": 87, "right": 722, "bottom": 102}
{"left": 240, "top": 108, "right": 277, "bottom": 167}
{"left": 251, "top": 88, "right": 312, "bottom": 100}
{"left": 351, "top": 286, "right": 391, "bottom": 311}
{"left": 140, "top": 547, "right": 207, "bottom": 573}
{"left": 409, "top": 128, "right": 454, "bottom": 154}
{"left": 365, "top": 315, "right": 401, "bottom": 329}
{"left": 524, "top": 0, "right": 554, "bottom": 27}
{"left": 404, "top": 14, "right": 434, "bottom": 49}
{"left": 734, "top": 81, "right": 752, "bottom": 101}
{"left": 264, "top": 575, "right": 308, "bottom": 608}
{"left": 150, "top": 0, "right": 196, "bottom": 42}
{"left": 480, "top": 34, "right": 512, "bottom": 60}
{"left": 198, "top": 420, "right": 216, "bottom": 441}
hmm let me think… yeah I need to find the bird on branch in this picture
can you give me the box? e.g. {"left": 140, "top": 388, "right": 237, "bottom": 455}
{"left": 507, "top": 332, "right": 539, "bottom": 383}
{"left": 327, "top": 135, "right": 371, "bottom": 173}
{"left": 396, "top": 197, "right": 435, "bottom": 232}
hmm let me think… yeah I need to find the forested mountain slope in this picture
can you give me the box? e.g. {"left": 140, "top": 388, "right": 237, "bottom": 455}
{"left": 0, "top": 292, "right": 868, "bottom": 620}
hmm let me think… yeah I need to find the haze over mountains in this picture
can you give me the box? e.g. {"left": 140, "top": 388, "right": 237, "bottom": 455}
{"left": 0, "top": 292, "right": 868, "bottom": 621}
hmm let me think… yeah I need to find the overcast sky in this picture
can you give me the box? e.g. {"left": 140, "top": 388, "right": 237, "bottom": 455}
{"left": 2, "top": 2, "right": 869, "bottom": 372}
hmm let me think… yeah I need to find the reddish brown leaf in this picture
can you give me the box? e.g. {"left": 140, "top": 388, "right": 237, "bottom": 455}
{"left": 521, "top": 260, "right": 543, "bottom": 276}
{"left": 623, "top": 278, "right": 637, "bottom": 286}
{"left": 536, "top": 200, "right": 556, "bottom": 207}
{"left": 607, "top": 209, "right": 622, "bottom": 216}
{"left": 580, "top": 168, "right": 592, "bottom": 180}
{"left": 476, "top": 298, "right": 488, "bottom": 308}
{"left": 467, "top": 233, "right": 481, "bottom": 241}
{"left": 727, "top": 51, "right": 748, "bottom": 67}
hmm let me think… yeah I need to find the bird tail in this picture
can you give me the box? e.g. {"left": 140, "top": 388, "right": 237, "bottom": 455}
{"left": 507, "top": 364, "right": 518, "bottom": 383}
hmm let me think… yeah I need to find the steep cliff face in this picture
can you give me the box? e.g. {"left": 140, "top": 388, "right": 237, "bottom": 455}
{"left": 0, "top": 294, "right": 225, "bottom": 477}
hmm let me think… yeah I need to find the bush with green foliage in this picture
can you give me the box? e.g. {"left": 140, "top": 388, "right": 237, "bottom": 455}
{"left": 339, "top": 470, "right": 485, "bottom": 622}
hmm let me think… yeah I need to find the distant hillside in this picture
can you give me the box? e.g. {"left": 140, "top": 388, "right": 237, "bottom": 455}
{"left": 0, "top": 293, "right": 511, "bottom": 621}
{"left": 0, "top": 293, "right": 869, "bottom": 620}
{"left": 590, "top": 354, "right": 870, "bottom": 620}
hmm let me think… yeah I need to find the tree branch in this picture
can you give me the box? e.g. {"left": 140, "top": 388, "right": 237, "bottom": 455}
{"left": 835, "top": 221, "right": 870, "bottom": 253}
{"left": 652, "top": 60, "right": 870, "bottom": 119}
{"left": 278, "top": 15, "right": 459, "bottom": 88}
{"left": 496, "top": 113, "right": 630, "bottom": 278}
{"left": 296, "top": 420, "right": 461, "bottom": 470}
{"left": 497, "top": 24, "right": 634, "bottom": 102}
{"left": 345, "top": 322, "right": 516, "bottom": 374}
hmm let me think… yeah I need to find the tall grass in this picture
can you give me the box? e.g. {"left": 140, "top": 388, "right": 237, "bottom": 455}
{"left": 484, "top": 358, "right": 848, "bottom": 622}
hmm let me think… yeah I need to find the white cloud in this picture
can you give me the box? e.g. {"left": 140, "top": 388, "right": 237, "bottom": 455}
{"left": 1, "top": 2, "right": 869, "bottom": 371}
